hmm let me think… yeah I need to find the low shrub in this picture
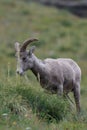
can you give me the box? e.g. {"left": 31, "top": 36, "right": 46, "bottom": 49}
{"left": 17, "top": 85, "right": 69, "bottom": 122}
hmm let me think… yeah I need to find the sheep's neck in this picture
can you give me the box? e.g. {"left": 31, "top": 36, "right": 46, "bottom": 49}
{"left": 31, "top": 55, "right": 45, "bottom": 80}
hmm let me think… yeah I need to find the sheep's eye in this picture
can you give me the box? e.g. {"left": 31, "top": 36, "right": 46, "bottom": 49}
{"left": 22, "top": 57, "right": 26, "bottom": 61}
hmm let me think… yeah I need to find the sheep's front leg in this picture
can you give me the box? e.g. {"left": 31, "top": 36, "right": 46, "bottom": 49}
{"left": 57, "top": 84, "right": 63, "bottom": 96}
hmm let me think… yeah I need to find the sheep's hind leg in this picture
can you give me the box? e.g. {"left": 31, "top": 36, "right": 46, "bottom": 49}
{"left": 64, "top": 94, "right": 75, "bottom": 111}
{"left": 73, "top": 82, "right": 81, "bottom": 113}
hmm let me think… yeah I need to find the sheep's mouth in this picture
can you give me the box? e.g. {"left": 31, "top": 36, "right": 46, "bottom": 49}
{"left": 19, "top": 72, "right": 24, "bottom": 76}
{"left": 16, "top": 71, "right": 24, "bottom": 76}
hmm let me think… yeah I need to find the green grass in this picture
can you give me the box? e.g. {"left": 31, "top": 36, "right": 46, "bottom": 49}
{"left": 0, "top": 0, "right": 87, "bottom": 129}
{"left": 0, "top": 76, "right": 87, "bottom": 130}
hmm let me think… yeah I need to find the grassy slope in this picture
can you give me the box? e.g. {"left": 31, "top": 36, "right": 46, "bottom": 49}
{"left": 0, "top": 0, "right": 87, "bottom": 129}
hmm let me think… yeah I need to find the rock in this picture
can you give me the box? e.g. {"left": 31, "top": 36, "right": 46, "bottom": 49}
{"left": 33, "top": 0, "right": 87, "bottom": 18}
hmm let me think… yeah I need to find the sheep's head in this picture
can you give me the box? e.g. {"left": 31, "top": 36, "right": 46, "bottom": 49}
{"left": 15, "top": 38, "right": 38, "bottom": 75}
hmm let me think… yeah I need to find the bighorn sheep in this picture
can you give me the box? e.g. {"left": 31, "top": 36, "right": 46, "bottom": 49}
{"left": 15, "top": 38, "right": 81, "bottom": 112}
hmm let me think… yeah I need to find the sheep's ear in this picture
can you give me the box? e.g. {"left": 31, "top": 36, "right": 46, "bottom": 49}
{"left": 15, "top": 42, "right": 20, "bottom": 52}
{"left": 29, "top": 46, "right": 36, "bottom": 55}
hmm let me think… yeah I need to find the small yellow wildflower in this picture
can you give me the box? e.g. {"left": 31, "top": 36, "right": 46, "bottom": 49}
{"left": 25, "top": 114, "right": 28, "bottom": 118}
{"left": 13, "top": 121, "right": 17, "bottom": 125}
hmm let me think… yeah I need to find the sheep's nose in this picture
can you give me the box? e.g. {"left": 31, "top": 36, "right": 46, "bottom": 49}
{"left": 16, "top": 70, "right": 19, "bottom": 74}
{"left": 16, "top": 70, "right": 24, "bottom": 76}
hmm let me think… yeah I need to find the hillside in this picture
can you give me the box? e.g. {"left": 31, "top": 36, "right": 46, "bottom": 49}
{"left": 0, "top": 0, "right": 87, "bottom": 129}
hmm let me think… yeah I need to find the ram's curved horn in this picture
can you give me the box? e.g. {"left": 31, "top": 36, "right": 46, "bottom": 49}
{"left": 20, "top": 38, "right": 38, "bottom": 52}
